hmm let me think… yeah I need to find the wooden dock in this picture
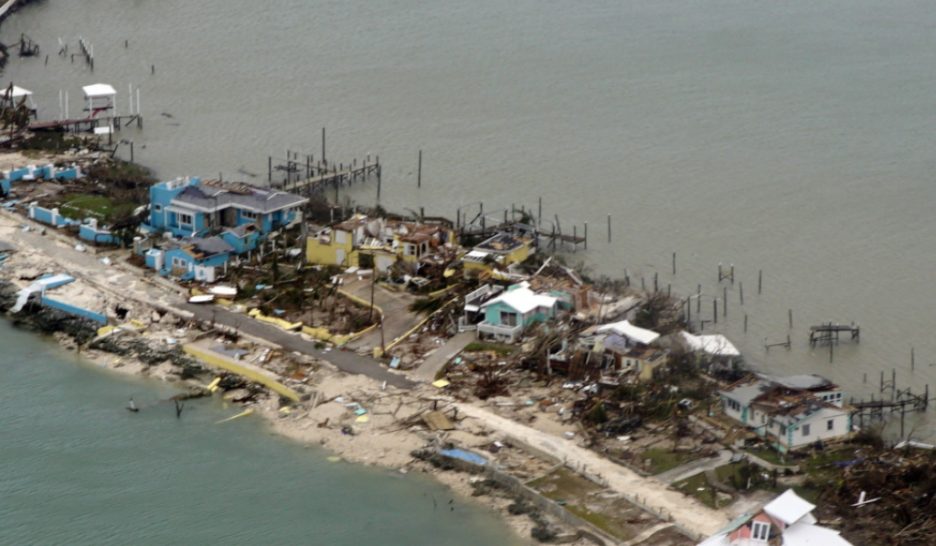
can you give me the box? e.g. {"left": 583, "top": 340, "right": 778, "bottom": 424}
{"left": 28, "top": 113, "right": 142, "bottom": 133}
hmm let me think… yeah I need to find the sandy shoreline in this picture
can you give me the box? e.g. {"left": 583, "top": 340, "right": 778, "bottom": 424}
{"left": 0, "top": 209, "right": 551, "bottom": 544}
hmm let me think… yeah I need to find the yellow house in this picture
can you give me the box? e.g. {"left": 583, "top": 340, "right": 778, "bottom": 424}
{"left": 306, "top": 215, "right": 371, "bottom": 267}
{"left": 307, "top": 215, "right": 458, "bottom": 272}
{"left": 462, "top": 232, "right": 533, "bottom": 277}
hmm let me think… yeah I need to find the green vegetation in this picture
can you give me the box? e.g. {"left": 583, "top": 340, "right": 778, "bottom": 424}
{"left": 565, "top": 504, "right": 635, "bottom": 541}
{"left": 463, "top": 341, "right": 516, "bottom": 355}
{"left": 744, "top": 446, "right": 790, "bottom": 466}
{"left": 640, "top": 447, "right": 698, "bottom": 474}
{"left": 673, "top": 472, "right": 718, "bottom": 508}
{"left": 59, "top": 193, "right": 138, "bottom": 222}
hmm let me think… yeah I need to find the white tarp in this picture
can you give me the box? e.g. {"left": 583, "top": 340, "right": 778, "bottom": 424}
{"left": 681, "top": 332, "right": 741, "bottom": 357}
{"left": 82, "top": 83, "right": 116, "bottom": 98}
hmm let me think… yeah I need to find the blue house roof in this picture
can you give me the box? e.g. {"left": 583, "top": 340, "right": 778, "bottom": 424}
{"left": 172, "top": 180, "right": 307, "bottom": 213}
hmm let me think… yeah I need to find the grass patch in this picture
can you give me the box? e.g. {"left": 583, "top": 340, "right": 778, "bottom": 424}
{"left": 640, "top": 447, "right": 698, "bottom": 475}
{"left": 744, "top": 446, "right": 790, "bottom": 466}
{"left": 59, "top": 193, "right": 138, "bottom": 222}
{"left": 565, "top": 504, "right": 635, "bottom": 541}
{"left": 527, "top": 467, "right": 602, "bottom": 501}
{"left": 463, "top": 341, "right": 516, "bottom": 355}
{"left": 673, "top": 472, "right": 720, "bottom": 508}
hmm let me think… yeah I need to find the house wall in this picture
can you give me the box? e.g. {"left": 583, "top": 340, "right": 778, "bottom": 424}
{"left": 721, "top": 396, "right": 748, "bottom": 425}
{"left": 483, "top": 301, "right": 520, "bottom": 326}
{"left": 28, "top": 204, "right": 74, "bottom": 228}
{"left": 504, "top": 242, "right": 531, "bottom": 265}
{"left": 78, "top": 224, "right": 119, "bottom": 245}
{"left": 220, "top": 230, "right": 260, "bottom": 255}
{"left": 783, "top": 408, "right": 851, "bottom": 450}
{"left": 148, "top": 177, "right": 199, "bottom": 232}
{"left": 306, "top": 230, "right": 356, "bottom": 267}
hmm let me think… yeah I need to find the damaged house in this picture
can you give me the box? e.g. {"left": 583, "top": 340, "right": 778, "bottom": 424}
{"left": 563, "top": 320, "right": 669, "bottom": 383}
{"left": 462, "top": 232, "right": 534, "bottom": 278}
{"left": 477, "top": 282, "right": 559, "bottom": 342}
{"left": 699, "top": 489, "right": 853, "bottom": 546}
{"left": 720, "top": 374, "right": 851, "bottom": 452}
{"left": 305, "top": 214, "right": 456, "bottom": 273}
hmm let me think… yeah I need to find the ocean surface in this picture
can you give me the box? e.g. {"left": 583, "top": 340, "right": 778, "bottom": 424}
{"left": 1, "top": 0, "right": 935, "bottom": 437}
{"left": 0, "top": 321, "right": 520, "bottom": 545}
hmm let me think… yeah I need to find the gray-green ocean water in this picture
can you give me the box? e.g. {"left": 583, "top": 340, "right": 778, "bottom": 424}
{"left": 0, "top": 0, "right": 934, "bottom": 475}
{"left": 0, "top": 320, "right": 520, "bottom": 545}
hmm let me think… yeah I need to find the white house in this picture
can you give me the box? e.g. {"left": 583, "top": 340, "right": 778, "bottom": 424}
{"left": 699, "top": 489, "right": 853, "bottom": 546}
{"left": 596, "top": 320, "right": 660, "bottom": 347}
{"left": 720, "top": 374, "right": 851, "bottom": 452}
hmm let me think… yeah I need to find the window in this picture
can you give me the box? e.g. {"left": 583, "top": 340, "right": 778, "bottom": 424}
{"left": 172, "top": 257, "right": 187, "bottom": 268}
{"left": 726, "top": 399, "right": 741, "bottom": 412}
{"left": 802, "top": 424, "right": 811, "bottom": 437}
{"left": 500, "top": 311, "right": 518, "bottom": 326}
{"left": 154, "top": 204, "right": 163, "bottom": 212}
{"left": 751, "top": 521, "right": 770, "bottom": 541}
{"left": 241, "top": 210, "right": 258, "bottom": 220}
{"left": 179, "top": 213, "right": 193, "bottom": 226}
{"left": 827, "top": 419, "right": 834, "bottom": 431}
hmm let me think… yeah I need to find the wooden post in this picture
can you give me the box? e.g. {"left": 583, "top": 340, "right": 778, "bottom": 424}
{"left": 607, "top": 214, "right": 611, "bottom": 243}
{"left": 672, "top": 252, "right": 676, "bottom": 276}
{"left": 654, "top": 272, "right": 658, "bottom": 293}
{"left": 723, "top": 286, "right": 727, "bottom": 317}
{"left": 696, "top": 284, "right": 702, "bottom": 313}
{"left": 758, "top": 269, "right": 762, "bottom": 294}
{"left": 583, "top": 222, "right": 588, "bottom": 250}
{"left": 788, "top": 309, "right": 793, "bottom": 329}
{"left": 730, "top": 264, "right": 735, "bottom": 284}
{"left": 417, "top": 149, "right": 422, "bottom": 188}
{"left": 744, "top": 313, "right": 748, "bottom": 333}
{"left": 268, "top": 156, "right": 272, "bottom": 183}
{"left": 911, "top": 347, "right": 915, "bottom": 371}
{"left": 537, "top": 197, "right": 542, "bottom": 226}
{"left": 739, "top": 282, "right": 744, "bottom": 305}
{"left": 129, "top": 141, "right": 134, "bottom": 163}
{"left": 713, "top": 298, "right": 718, "bottom": 324}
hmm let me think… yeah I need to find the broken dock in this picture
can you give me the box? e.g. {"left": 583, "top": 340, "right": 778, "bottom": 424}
{"left": 809, "top": 322, "right": 859, "bottom": 346}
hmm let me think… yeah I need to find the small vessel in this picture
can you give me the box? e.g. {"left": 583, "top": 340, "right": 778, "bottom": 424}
{"left": 188, "top": 294, "right": 215, "bottom": 304}
{"left": 208, "top": 285, "right": 237, "bottom": 297}
{"left": 127, "top": 397, "right": 139, "bottom": 413}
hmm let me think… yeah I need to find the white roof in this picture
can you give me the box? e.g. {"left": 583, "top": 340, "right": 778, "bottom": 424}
{"left": 763, "top": 489, "right": 815, "bottom": 526}
{"left": 783, "top": 521, "right": 854, "bottom": 546}
{"left": 2, "top": 85, "right": 31, "bottom": 98}
{"left": 681, "top": 332, "right": 741, "bottom": 357}
{"left": 82, "top": 83, "right": 116, "bottom": 97}
{"left": 480, "top": 285, "right": 557, "bottom": 314}
{"left": 597, "top": 320, "right": 659, "bottom": 345}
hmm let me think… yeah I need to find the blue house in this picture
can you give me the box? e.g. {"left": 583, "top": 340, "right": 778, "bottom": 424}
{"left": 145, "top": 236, "right": 233, "bottom": 282}
{"left": 146, "top": 177, "right": 307, "bottom": 241}
{"left": 477, "top": 282, "right": 559, "bottom": 342}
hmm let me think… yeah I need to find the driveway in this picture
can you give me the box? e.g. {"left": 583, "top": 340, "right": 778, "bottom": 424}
{"left": 340, "top": 276, "right": 425, "bottom": 352}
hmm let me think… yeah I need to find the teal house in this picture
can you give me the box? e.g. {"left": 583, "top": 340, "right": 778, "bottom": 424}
{"left": 477, "top": 282, "right": 559, "bottom": 342}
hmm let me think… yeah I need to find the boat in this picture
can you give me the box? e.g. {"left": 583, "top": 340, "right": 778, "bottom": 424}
{"left": 208, "top": 285, "right": 237, "bottom": 297}
{"left": 188, "top": 294, "right": 215, "bottom": 304}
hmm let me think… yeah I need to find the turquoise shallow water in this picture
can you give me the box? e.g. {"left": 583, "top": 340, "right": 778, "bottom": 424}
{"left": 0, "top": 320, "right": 520, "bottom": 545}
